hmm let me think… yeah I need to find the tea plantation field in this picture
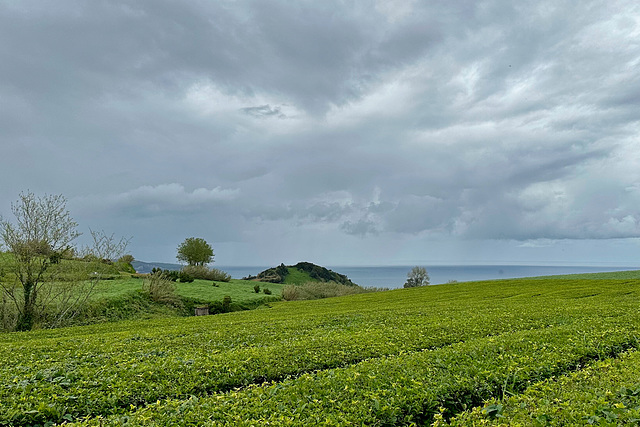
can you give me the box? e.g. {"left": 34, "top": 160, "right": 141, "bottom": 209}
{"left": 2, "top": 273, "right": 640, "bottom": 426}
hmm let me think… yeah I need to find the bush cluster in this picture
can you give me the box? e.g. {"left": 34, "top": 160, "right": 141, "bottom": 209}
{"left": 150, "top": 268, "right": 200, "bottom": 283}
{"left": 282, "top": 282, "right": 366, "bottom": 301}
{"left": 294, "top": 262, "right": 356, "bottom": 286}
{"left": 181, "top": 265, "right": 231, "bottom": 282}
{"left": 142, "top": 272, "right": 182, "bottom": 307}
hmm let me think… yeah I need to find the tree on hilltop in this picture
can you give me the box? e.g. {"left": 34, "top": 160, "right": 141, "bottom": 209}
{"left": 176, "top": 237, "right": 214, "bottom": 266}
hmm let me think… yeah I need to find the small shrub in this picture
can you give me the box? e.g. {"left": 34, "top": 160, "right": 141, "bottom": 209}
{"left": 178, "top": 271, "right": 194, "bottom": 283}
{"left": 182, "top": 265, "right": 231, "bottom": 282}
{"left": 208, "top": 268, "right": 231, "bottom": 282}
{"left": 114, "top": 260, "right": 136, "bottom": 274}
{"left": 362, "top": 286, "right": 391, "bottom": 292}
{"left": 0, "top": 293, "right": 19, "bottom": 332}
{"left": 263, "top": 288, "right": 272, "bottom": 295}
{"left": 118, "top": 254, "right": 135, "bottom": 264}
{"left": 165, "top": 270, "right": 179, "bottom": 281}
{"left": 282, "top": 285, "right": 299, "bottom": 301}
{"left": 222, "top": 295, "right": 232, "bottom": 312}
{"left": 142, "top": 272, "right": 182, "bottom": 307}
{"left": 49, "top": 252, "right": 62, "bottom": 264}
{"left": 212, "top": 282, "right": 219, "bottom": 287}
{"left": 150, "top": 268, "right": 180, "bottom": 281}
{"left": 282, "top": 282, "right": 366, "bottom": 301}
{"left": 254, "top": 284, "right": 261, "bottom": 293}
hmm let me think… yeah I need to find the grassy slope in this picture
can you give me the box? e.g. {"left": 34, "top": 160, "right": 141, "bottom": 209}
{"left": 282, "top": 267, "right": 314, "bottom": 284}
{"left": 0, "top": 253, "right": 281, "bottom": 326}
{"left": 1, "top": 271, "right": 640, "bottom": 425}
{"left": 530, "top": 269, "right": 640, "bottom": 280}
{"left": 91, "top": 277, "right": 284, "bottom": 304}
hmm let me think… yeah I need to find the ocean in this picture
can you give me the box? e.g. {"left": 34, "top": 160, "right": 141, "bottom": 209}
{"left": 218, "top": 265, "right": 640, "bottom": 289}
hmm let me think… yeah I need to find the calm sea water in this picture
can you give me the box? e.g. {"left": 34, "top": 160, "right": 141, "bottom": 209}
{"left": 218, "top": 265, "right": 640, "bottom": 289}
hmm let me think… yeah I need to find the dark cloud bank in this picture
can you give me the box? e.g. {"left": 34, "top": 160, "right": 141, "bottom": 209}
{"left": 1, "top": 1, "right": 640, "bottom": 265}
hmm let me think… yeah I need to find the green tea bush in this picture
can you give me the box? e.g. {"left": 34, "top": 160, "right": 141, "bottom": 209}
{"left": 253, "top": 284, "right": 260, "bottom": 293}
{"left": 3, "top": 276, "right": 640, "bottom": 425}
{"left": 263, "top": 287, "right": 271, "bottom": 295}
{"left": 443, "top": 350, "right": 640, "bottom": 426}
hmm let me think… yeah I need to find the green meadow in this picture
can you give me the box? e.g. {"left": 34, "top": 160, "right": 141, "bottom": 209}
{"left": 1, "top": 271, "right": 640, "bottom": 425}
{"left": 88, "top": 276, "right": 283, "bottom": 306}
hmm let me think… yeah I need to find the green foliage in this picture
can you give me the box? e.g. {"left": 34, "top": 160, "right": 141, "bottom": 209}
{"left": 61, "top": 276, "right": 281, "bottom": 326}
{"left": 181, "top": 265, "right": 231, "bottom": 282}
{"left": 253, "top": 284, "right": 260, "bottom": 293}
{"left": 263, "top": 287, "right": 271, "bottom": 295}
{"left": 118, "top": 254, "right": 135, "bottom": 264}
{"left": 177, "top": 270, "right": 194, "bottom": 283}
{"left": 151, "top": 268, "right": 179, "bottom": 282}
{"left": 282, "top": 281, "right": 367, "bottom": 300}
{"left": 0, "top": 192, "right": 81, "bottom": 331}
{"left": 176, "top": 237, "right": 214, "bottom": 266}
{"left": 2, "top": 276, "right": 640, "bottom": 425}
{"left": 254, "top": 262, "right": 356, "bottom": 286}
{"left": 49, "top": 252, "right": 62, "bottom": 264}
{"left": 280, "top": 267, "right": 313, "bottom": 285}
{"left": 113, "top": 260, "right": 135, "bottom": 274}
{"left": 404, "top": 266, "right": 430, "bottom": 288}
{"left": 293, "top": 262, "right": 356, "bottom": 286}
{"left": 254, "top": 263, "right": 290, "bottom": 283}
{"left": 142, "top": 272, "right": 182, "bottom": 307}
{"left": 73, "top": 291, "right": 185, "bottom": 326}
{"left": 222, "top": 295, "right": 232, "bottom": 312}
{"left": 444, "top": 350, "right": 640, "bottom": 426}
{"left": 115, "top": 254, "right": 136, "bottom": 274}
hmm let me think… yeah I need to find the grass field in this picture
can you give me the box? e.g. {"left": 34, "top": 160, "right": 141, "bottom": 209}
{"left": 1, "top": 271, "right": 640, "bottom": 425}
{"left": 282, "top": 267, "right": 314, "bottom": 285}
{"left": 0, "top": 253, "right": 284, "bottom": 329}
{"left": 91, "top": 276, "right": 284, "bottom": 304}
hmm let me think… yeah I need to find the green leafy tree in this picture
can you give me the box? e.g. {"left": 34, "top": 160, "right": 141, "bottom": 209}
{"left": 404, "top": 266, "right": 430, "bottom": 288}
{"left": 176, "top": 237, "right": 214, "bottom": 266}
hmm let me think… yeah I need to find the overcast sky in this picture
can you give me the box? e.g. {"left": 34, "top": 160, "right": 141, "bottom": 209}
{"left": 1, "top": 0, "right": 640, "bottom": 266}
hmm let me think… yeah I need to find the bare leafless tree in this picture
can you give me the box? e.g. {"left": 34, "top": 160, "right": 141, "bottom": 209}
{"left": 404, "top": 266, "right": 430, "bottom": 288}
{"left": 81, "top": 228, "right": 131, "bottom": 262}
{"left": 0, "top": 192, "right": 110, "bottom": 331}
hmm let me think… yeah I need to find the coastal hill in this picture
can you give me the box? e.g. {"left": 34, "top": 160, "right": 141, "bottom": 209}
{"left": 245, "top": 262, "right": 358, "bottom": 287}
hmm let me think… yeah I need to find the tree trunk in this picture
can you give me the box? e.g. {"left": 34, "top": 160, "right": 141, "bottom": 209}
{"left": 16, "top": 281, "right": 35, "bottom": 331}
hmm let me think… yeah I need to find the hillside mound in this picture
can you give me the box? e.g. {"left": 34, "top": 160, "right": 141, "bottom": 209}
{"left": 246, "top": 262, "right": 357, "bottom": 286}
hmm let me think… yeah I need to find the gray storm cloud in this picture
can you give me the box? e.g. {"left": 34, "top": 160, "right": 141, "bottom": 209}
{"left": 1, "top": 0, "right": 640, "bottom": 264}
